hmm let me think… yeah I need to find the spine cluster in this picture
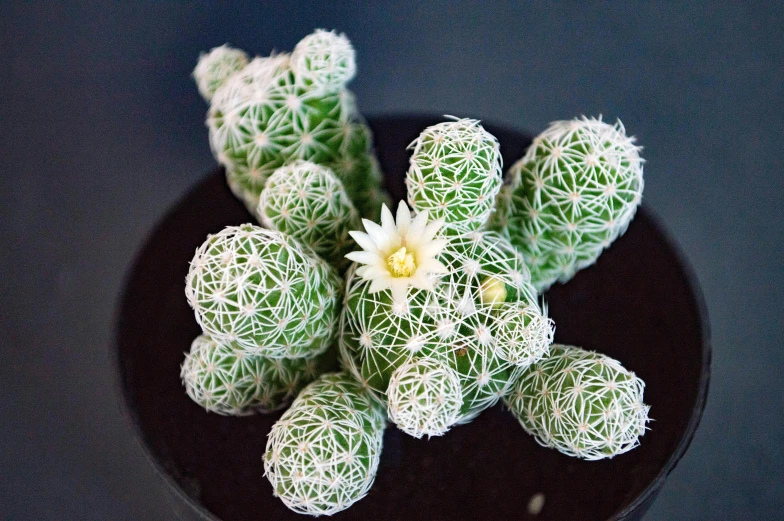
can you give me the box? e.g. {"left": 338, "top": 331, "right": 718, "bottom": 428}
{"left": 181, "top": 335, "right": 335, "bottom": 415}
{"left": 185, "top": 224, "right": 339, "bottom": 358}
{"left": 264, "top": 373, "right": 386, "bottom": 516}
{"left": 257, "top": 160, "right": 361, "bottom": 271}
{"left": 497, "top": 116, "right": 644, "bottom": 292}
{"left": 406, "top": 118, "right": 503, "bottom": 233}
{"left": 504, "top": 344, "right": 651, "bottom": 460}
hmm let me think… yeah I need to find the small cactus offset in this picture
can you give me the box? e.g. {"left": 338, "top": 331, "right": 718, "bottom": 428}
{"left": 192, "top": 45, "right": 249, "bottom": 102}
{"left": 495, "top": 116, "right": 644, "bottom": 292}
{"left": 504, "top": 344, "right": 651, "bottom": 460}
{"left": 386, "top": 357, "right": 463, "bottom": 438}
{"left": 406, "top": 118, "right": 503, "bottom": 234}
{"left": 257, "top": 160, "right": 361, "bottom": 271}
{"left": 185, "top": 224, "right": 339, "bottom": 358}
{"left": 195, "top": 30, "right": 386, "bottom": 218}
{"left": 264, "top": 372, "right": 385, "bottom": 516}
{"left": 181, "top": 334, "right": 336, "bottom": 415}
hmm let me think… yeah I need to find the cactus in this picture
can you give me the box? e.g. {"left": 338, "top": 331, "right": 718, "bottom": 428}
{"left": 406, "top": 118, "right": 503, "bottom": 234}
{"left": 195, "top": 30, "right": 385, "bottom": 218}
{"left": 180, "top": 334, "right": 336, "bottom": 415}
{"left": 264, "top": 372, "right": 386, "bottom": 516}
{"left": 185, "top": 224, "right": 339, "bottom": 358}
{"left": 493, "top": 303, "right": 555, "bottom": 366}
{"left": 257, "top": 160, "right": 361, "bottom": 271}
{"left": 504, "top": 344, "right": 651, "bottom": 460}
{"left": 386, "top": 357, "right": 463, "bottom": 438}
{"left": 495, "top": 116, "right": 644, "bottom": 292}
{"left": 192, "top": 45, "right": 249, "bottom": 102}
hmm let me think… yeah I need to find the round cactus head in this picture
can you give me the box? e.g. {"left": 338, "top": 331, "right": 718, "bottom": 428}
{"left": 290, "top": 29, "right": 356, "bottom": 91}
{"left": 185, "top": 224, "right": 339, "bottom": 358}
{"left": 493, "top": 303, "right": 554, "bottom": 366}
{"left": 340, "top": 202, "right": 554, "bottom": 426}
{"left": 181, "top": 334, "right": 336, "bottom": 415}
{"left": 264, "top": 372, "right": 385, "bottom": 516}
{"left": 257, "top": 160, "right": 361, "bottom": 271}
{"left": 504, "top": 344, "right": 651, "bottom": 460}
{"left": 386, "top": 357, "right": 463, "bottom": 438}
{"left": 406, "top": 118, "right": 503, "bottom": 234}
{"left": 192, "top": 44, "right": 249, "bottom": 102}
{"left": 498, "top": 116, "right": 644, "bottom": 292}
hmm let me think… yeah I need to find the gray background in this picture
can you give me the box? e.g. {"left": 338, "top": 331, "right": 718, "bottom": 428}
{"left": 1, "top": 2, "right": 782, "bottom": 520}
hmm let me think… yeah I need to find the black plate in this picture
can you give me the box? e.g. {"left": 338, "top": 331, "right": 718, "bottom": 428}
{"left": 114, "top": 116, "right": 710, "bottom": 521}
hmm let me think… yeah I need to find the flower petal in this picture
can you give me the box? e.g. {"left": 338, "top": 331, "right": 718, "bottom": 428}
{"left": 418, "top": 258, "right": 449, "bottom": 274}
{"left": 389, "top": 278, "right": 409, "bottom": 304}
{"left": 417, "top": 238, "right": 448, "bottom": 260}
{"left": 395, "top": 201, "right": 411, "bottom": 236}
{"left": 409, "top": 271, "right": 434, "bottom": 291}
{"left": 345, "top": 250, "right": 382, "bottom": 265}
{"left": 362, "top": 219, "right": 393, "bottom": 251}
{"left": 369, "top": 274, "right": 393, "bottom": 293}
{"left": 348, "top": 231, "right": 380, "bottom": 254}
{"left": 406, "top": 209, "right": 430, "bottom": 246}
{"left": 420, "top": 217, "right": 446, "bottom": 244}
{"left": 380, "top": 204, "right": 396, "bottom": 237}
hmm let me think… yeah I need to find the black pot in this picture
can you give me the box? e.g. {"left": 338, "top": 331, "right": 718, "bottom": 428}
{"left": 114, "top": 115, "right": 710, "bottom": 521}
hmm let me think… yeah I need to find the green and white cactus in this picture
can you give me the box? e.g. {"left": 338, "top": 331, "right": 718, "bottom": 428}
{"left": 185, "top": 224, "right": 340, "bottom": 358}
{"left": 264, "top": 372, "right": 386, "bottom": 516}
{"left": 181, "top": 334, "right": 336, "bottom": 415}
{"left": 195, "top": 30, "right": 386, "bottom": 219}
{"left": 386, "top": 357, "right": 463, "bottom": 438}
{"left": 406, "top": 118, "right": 503, "bottom": 234}
{"left": 504, "top": 344, "right": 651, "bottom": 460}
{"left": 257, "top": 160, "right": 361, "bottom": 271}
{"left": 495, "top": 116, "right": 644, "bottom": 292}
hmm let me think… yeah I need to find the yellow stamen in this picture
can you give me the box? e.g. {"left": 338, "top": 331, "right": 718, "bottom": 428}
{"left": 387, "top": 247, "right": 417, "bottom": 277}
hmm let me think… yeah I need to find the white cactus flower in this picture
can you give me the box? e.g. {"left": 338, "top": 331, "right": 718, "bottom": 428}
{"left": 345, "top": 201, "right": 449, "bottom": 304}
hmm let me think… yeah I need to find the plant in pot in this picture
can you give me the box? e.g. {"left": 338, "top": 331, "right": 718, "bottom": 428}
{"left": 115, "top": 28, "right": 709, "bottom": 521}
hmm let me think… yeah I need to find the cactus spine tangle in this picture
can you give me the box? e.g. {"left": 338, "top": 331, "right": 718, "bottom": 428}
{"left": 406, "top": 118, "right": 503, "bottom": 233}
{"left": 386, "top": 357, "right": 463, "bottom": 438}
{"left": 498, "top": 116, "right": 644, "bottom": 292}
{"left": 264, "top": 372, "right": 385, "bottom": 516}
{"left": 186, "top": 224, "right": 339, "bottom": 358}
{"left": 290, "top": 29, "right": 356, "bottom": 91}
{"left": 257, "top": 160, "right": 361, "bottom": 270}
{"left": 504, "top": 344, "right": 651, "bottom": 460}
{"left": 180, "top": 334, "right": 335, "bottom": 415}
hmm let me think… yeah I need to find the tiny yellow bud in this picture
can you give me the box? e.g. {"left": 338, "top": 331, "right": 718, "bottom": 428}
{"left": 480, "top": 276, "right": 507, "bottom": 307}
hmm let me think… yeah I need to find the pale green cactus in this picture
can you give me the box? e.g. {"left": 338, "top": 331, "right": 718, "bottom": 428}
{"left": 195, "top": 30, "right": 385, "bottom": 218}
{"left": 185, "top": 224, "right": 339, "bottom": 358}
{"left": 257, "top": 160, "right": 361, "bottom": 271}
{"left": 504, "top": 344, "right": 651, "bottom": 460}
{"left": 180, "top": 334, "right": 336, "bottom": 415}
{"left": 496, "top": 116, "right": 644, "bottom": 292}
{"left": 264, "top": 372, "right": 385, "bottom": 516}
{"left": 192, "top": 45, "right": 249, "bottom": 102}
{"left": 492, "top": 303, "right": 554, "bottom": 366}
{"left": 340, "top": 191, "right": 553, "bottom": 429}
{"left": 386, "top": 357, "right": 463, "bottom": 438}
{"left": 406, "top": 118, "right": 503, "bottom": 234}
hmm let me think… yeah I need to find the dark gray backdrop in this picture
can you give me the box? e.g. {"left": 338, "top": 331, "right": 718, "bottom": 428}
{"left": 1, "top": 2, "right": 782, "bottom": 520}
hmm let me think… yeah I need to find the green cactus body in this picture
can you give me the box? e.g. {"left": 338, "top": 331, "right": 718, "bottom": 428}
{"left": 185, "top": 224, "right": 339, "bottom": 358}
{"left": 257, "top": 160, "right": 361, "bottom": 271}
{"left": 340, "top": 229, "right": 553, "bottom": 426}
{"left": 192, "top": 45, "right": 249, "bottom": 102}
{"left": 264, "top": 372, "right": 385, "bottom": 516}
{"left": 180, "top": 335, "right": 336, "bottom": 415}
{"left": 406, "top": 118, "right": 503, "bottom": 234}
{"left": 497, "top": 116, "right": 644, "bottom": 292}
{"left": 197, "top": 30, "right": 385, "bottom": 217}
{"left": 504, "top": 344, "right": 651, "bottom": 460}
{"left": 386, "top": 357, "right": 463, "bottom": 438}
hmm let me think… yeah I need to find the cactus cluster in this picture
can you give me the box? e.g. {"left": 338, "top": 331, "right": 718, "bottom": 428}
{"left": 194, "top": 30, "right": 387, "bottom": 219}
{"left": 181, "top": 29, "right": 653, "bottom": 517}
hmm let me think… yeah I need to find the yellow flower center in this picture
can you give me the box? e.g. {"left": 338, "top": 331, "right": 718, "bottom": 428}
{"left": 387, "top": 247, "right": 417, "bottom": 278}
